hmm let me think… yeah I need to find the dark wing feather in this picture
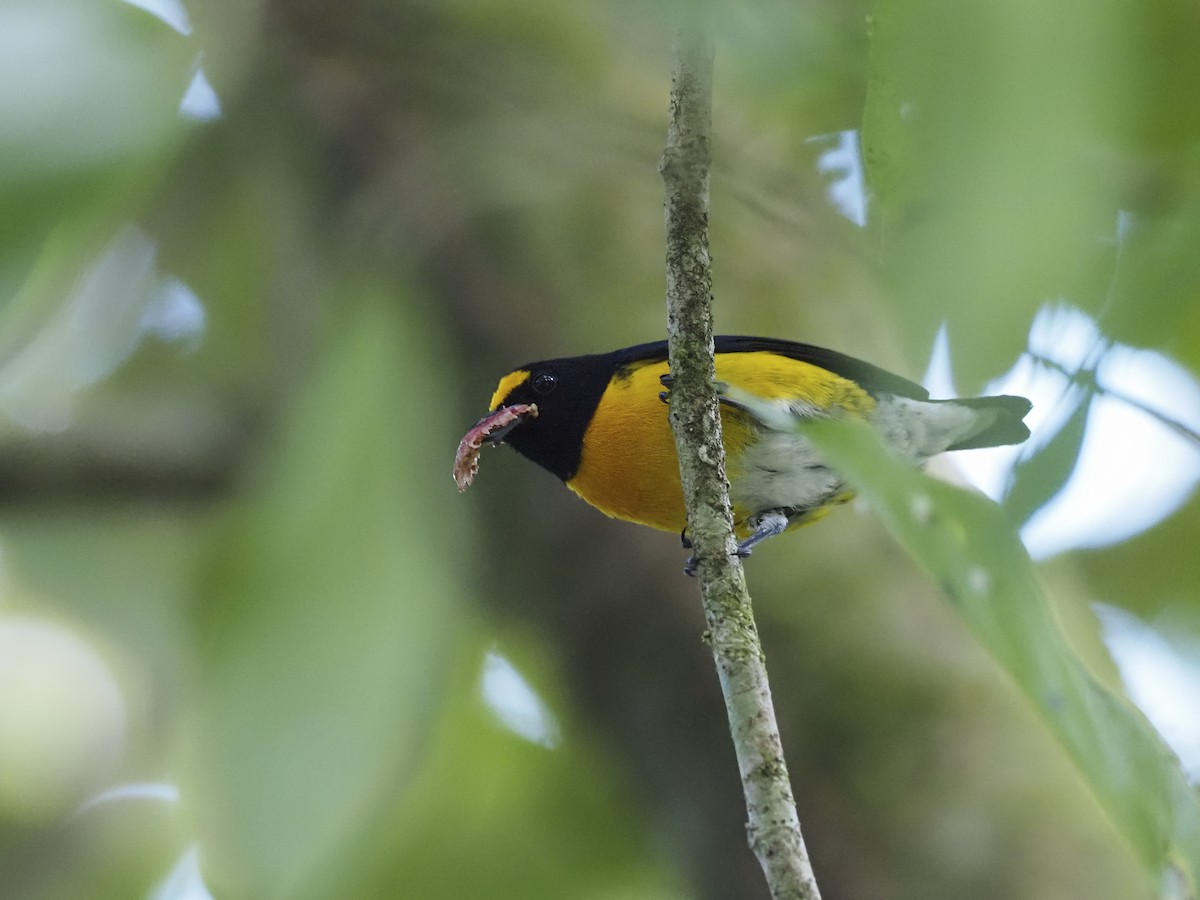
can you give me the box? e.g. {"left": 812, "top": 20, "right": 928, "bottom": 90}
{"left": 610, "top": 336, "right": 929, "bottom": 400}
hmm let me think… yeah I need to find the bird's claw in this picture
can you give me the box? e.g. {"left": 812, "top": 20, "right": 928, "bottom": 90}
{"left": 658, "top": 373, "right": 674, "bottom": 405}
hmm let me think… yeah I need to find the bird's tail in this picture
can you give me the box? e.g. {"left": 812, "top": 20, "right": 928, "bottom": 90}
{"left": 938, "top": 395, "right": 1033, "bottom": 451}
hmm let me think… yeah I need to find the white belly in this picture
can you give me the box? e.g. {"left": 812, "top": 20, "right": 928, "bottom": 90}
{"left": 729, "top": 430, "right": 845, "bottom": 517}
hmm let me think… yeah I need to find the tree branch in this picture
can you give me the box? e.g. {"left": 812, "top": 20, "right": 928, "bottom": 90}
{"left": 659, "top": 22, "right": 822, "bottom": 900}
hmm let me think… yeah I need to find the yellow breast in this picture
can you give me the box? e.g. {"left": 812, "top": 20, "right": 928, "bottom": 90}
{"left": 565, "top": 352, "right": 875, "bottom": 534}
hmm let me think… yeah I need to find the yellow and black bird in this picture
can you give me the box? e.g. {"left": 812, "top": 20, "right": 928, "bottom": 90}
{"left": 455, "top": 336, "right": 1031, "bottom": 561}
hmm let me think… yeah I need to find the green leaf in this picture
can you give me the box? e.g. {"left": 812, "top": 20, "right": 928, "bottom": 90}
{"left": 803, "top": 416, "right": 1200, "bottom": 894}
{"left": 183, "top": 290, "right": 466, "bottom": 898}
{"left": 0, "top": 0, "right": 190, "bottom": 182}
{"left": 861, "top": 0, "right": 1130, "bottom": 380}
{"left": 1003, "top": 390, "right": 1091, "bottom": 527}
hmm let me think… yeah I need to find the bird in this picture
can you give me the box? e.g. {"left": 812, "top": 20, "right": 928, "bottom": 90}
{"left": 454, "top": 336, "right": 1031, "bottom": 565}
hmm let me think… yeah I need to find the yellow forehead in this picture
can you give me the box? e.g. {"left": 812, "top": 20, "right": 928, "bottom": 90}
{"left": 490, "top": 369, "right": 531, "bottom": 410}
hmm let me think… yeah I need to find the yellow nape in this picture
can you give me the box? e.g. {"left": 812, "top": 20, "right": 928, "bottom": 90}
{"left": 566, "top": 351, "right": 874, "bottom": 535}
{"left": 490, "top": 370, "right": 531, "bottom": 410}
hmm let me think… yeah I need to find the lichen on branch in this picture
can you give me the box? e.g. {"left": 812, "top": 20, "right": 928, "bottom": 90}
{"left": 659, "top": 20, "right": 823, "bottom": 900}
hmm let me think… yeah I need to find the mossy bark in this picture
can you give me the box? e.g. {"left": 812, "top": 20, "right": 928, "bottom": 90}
{"left": 660, "top": 22, "right": 822, "bottom": 900}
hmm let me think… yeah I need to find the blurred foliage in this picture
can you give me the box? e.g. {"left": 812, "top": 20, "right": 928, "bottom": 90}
{"left": 806, "top": 416, "right": 1200, "bottom": 892}
{"left": 0, "top": 1, "right": 1198, "bottom": 899}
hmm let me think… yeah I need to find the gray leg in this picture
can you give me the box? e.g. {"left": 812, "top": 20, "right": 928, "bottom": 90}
{"left": 736, "top": 510, "right": 790, "bottom": 557}
{"left": 683, "top": 510, "right": 792, "bottom": 575}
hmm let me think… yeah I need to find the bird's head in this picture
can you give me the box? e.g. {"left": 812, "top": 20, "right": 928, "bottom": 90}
{"left": 453, "top": 353, "right": 615, "bottom": 490}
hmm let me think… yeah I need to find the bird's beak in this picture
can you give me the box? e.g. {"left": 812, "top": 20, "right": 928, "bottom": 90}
{"left": 478, "top": 410, "right": 528, "bottom": 445}
{"left": 453, "top": 403, "right": 538, "bottom": 491}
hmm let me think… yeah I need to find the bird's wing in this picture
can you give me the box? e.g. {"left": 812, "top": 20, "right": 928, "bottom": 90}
{"left": 712, "top": 336, "right": 929, "bottom": 400}
{"left": 610, "top": 336, "right": 928, "bottom": 400}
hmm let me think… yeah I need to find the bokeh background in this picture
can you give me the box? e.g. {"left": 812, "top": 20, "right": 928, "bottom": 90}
{"left": 2, "top": 1, "right": 1200, "bottom": 898}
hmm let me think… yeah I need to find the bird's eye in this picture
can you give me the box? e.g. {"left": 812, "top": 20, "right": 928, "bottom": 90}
{"left": 531, "top": 372, "right": 558, "bottom": 395}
